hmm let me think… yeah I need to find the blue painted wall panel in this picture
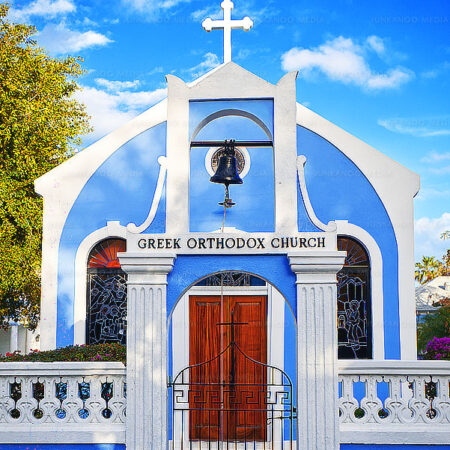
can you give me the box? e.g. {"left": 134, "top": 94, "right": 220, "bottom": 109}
{"left": 167, "top": 254, "right": 297, "bottom": 317}
{"left": 56, "top": 123, "right": 167, "bottom": 347}
{"left": 297, "top": 126, "right": 400, "bottom": 359}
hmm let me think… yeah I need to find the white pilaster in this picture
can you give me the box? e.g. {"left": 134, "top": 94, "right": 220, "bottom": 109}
{"left": 289, "top": 251, "right": 346, "bottom": 450}
{"left": 9, "top": 324, "right": 19, "bottom": 353}
{"left": 118, "top": 253, "right": 175, "bottom": 450}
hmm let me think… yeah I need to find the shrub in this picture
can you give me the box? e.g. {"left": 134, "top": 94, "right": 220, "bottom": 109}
{"left": 0, "top": 343, "right": 126, "bottom": 364}
{"left": 422, "top": 337, "right": 450, "bottom": 361}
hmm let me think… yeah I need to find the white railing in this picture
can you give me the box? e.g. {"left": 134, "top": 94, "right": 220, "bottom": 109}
{"left": 0, "top": 362, "right": 126, "bottom": 444}
{"left": 338, "top": 360, "right": 450, "bottom": 445}
{"left": 0, "top": 360, "right": 449, "bottom": 445}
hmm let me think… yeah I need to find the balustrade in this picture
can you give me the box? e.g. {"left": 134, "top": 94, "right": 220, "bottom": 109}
{"left": 0, "top": 359, "right": 448, "bottom": 446}
{"left": 0, "top": 362, "right": 126, "bottom": 444}
{"left": 338, "top": 360, "right": 450, "bottom": 445}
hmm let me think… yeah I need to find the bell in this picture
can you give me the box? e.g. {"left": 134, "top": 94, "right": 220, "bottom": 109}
{"left": 210, "top": 144, "right": 243, "bottom": 186}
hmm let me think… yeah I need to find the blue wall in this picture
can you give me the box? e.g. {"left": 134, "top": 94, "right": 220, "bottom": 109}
{"left": 56, "top": 124, "right": 167, "bottom": 347}
{"left": 56, "top": 105, "right": 401, "bottom": 361}
{"left": 297, "top": 126, "right": 400, "bottom": 359}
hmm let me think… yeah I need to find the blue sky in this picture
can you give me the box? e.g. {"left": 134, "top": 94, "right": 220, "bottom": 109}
{"left": 7, "top": 0, "right": 450, "bottom": 260}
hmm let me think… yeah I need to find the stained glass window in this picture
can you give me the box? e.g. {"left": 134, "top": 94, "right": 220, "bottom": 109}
{"left": 337, "top": 237, "right": 372, "bottom": 359}
{"left": 86, "top": 239, "right": 127, "bottom": 345}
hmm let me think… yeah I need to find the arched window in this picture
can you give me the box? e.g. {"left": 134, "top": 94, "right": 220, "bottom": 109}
{"left": 337, "top": 236, "right": 372, "bottom": 359}
{"left": 86, "top": 238, "right": 127, "bottom": 345}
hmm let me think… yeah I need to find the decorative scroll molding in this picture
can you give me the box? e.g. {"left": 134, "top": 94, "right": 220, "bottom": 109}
{"left": 297, "top": 155, "right": 337, "bottom": 232}
{"left": 127, "top": 156, "right": 167, "bottom": 234}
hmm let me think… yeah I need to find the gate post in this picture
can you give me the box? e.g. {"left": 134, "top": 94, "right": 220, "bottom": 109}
{"left": 118, "top": 253, "right": 175, "bottom": 450}
{"left": 289, "top": 252, "right": 346, "bottom": 450}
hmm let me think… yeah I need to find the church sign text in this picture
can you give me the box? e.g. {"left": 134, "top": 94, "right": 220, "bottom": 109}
{"left": 127, "top": 232, "right": 335, "bottom": 254}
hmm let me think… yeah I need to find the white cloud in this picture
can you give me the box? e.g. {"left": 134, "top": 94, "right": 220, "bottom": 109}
{"left": 366, "top": 35, "right": 385, "bottom": 55}
{"left": 121, "top": 0, "right": 191, "bottom": 18}
{"left": 421, "top": 151, "right": 450, "bottom": 163}
{"left": 281, "top": 36, "right": 413, "bottom": 90}
{"left": 38, "top": 22, "right": 113, "bottom": 54}
{"left": 415, "top": 213, "right": 450, "bottom": 260}
{"left": 95, "top": 78, "right": 141, "bottom": 91}
{"left": 188, "top": 52, "right": 220, "bottom": 78}
{"left": 378, "top": 116, "right": 450, "bottom": 137}
{"left": 75, "top": 84, "right": 166, "bottom": 142}
{"left": 191, "top": 5, "right": 221, "bottom": 21}
{"left": 9, "top": 0, "right": 75, "bottom": 21}
{"left": 430, "top": 166, "right": 450, "bottom": 175}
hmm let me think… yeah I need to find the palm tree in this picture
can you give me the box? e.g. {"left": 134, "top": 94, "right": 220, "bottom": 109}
{"left": 415, "top": 256, "right": 442, "bottom": 284}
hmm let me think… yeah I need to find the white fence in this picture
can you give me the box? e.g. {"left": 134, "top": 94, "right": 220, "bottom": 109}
{"left": 0, "top": 362, "right": 126, "bottom": 444}
{"left": 0, "top": 360, "right": 449, "bottom": 445}
{"left": 339, "top": 360, "right": 450, "bottom": 445}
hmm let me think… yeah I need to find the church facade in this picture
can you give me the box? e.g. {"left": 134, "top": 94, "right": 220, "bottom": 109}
{"left": 28, "top": 59, "right": 442, "bottom": 449}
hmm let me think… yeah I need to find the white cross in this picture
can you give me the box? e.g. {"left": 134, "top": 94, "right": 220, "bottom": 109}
{"left": 202, "top": 0, "right": 253, "bottom": 63}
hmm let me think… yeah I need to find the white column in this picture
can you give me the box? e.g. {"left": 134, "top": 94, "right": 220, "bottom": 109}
{"left": 289, "top": 251, "right": 346, "bottom": 450}
{"left": 9, "top": 324, "right": 19, "bottom": 353}
{"left": 118, "top": 253, "right": 175, "bottom": 450}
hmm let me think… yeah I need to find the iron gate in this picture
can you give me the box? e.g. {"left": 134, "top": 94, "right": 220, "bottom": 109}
{"left": 169, "top": 340, "right": 295, "bottom": 449}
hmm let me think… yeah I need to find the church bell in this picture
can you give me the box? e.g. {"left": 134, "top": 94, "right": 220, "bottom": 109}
{"left": 210, "top": 141, "right": 243, "bottom": 186}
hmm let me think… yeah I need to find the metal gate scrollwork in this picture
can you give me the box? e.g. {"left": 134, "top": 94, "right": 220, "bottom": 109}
{"left": 169, "top": 334, "right": 295, "bottom": 449}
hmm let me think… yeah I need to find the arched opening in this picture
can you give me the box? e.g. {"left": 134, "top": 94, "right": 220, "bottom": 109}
{"left": 191, "top": 108, "right": 273, "bottom": 143}
{"left": 168, "top": 270, "right": 296, "bottom": 448}
{"left": 337, "top": 236, "right": 372, "bottom": 359}
{"left": 86, "top": 238, "right": 127, "bottom": 345}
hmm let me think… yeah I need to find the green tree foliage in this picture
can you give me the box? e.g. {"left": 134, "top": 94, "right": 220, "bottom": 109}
{"left": 417, "top": 306, "right": 450, "bottom": 353}
{"left": 415, "top": 256, "right": 442, "bottom": 284}
{"left": 0, "top": 3, "right": 91, "bottom": 328}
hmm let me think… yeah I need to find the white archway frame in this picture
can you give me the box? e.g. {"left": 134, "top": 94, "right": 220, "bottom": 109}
{"left": 73, "top": 221, "right": 127, "bottom": 345}
{"left": 335, "top": 220, "right": 385, "bottom": 359}
{"left": 190, "top": 108, "right": 273, "bottom": 142}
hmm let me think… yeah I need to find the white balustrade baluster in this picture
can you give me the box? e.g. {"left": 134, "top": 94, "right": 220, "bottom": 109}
{"left": 338, "top": 375, "right": 359, "bottom": 423}
{"left": 432, "top": 376, "right": 450, "bottom": 423}
{"left": 360, "top": 375, "right": 383, "bottom": 423}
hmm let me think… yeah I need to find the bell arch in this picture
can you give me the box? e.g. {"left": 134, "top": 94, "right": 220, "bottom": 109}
{"left": 190, "top": 108, "right": 273, "bottom": 143}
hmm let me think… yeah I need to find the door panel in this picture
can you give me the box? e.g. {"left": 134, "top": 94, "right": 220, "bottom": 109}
{"left": 189, "top": 295, "right": 267, "bottom": 441}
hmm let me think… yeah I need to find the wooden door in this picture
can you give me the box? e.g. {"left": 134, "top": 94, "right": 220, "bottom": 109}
{"left": 189, "top": 295, "right": 267, "bottom": 442}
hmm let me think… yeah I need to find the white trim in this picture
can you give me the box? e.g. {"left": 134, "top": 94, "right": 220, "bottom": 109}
{"left": 127, "top": 156, "right": 168, "bottom": 233}
{"left": 297, "top": 103, "right": 419, "bottom": 359}
{"left": 297, "top": 155, "right": 337, "bottom": 232}
{"left": 73, "top": 222, "right": 127, "bottom": 345}
{"left": 340, "top": 428, "right": 450, "bottom": 445}
{"left": 336, "top": 221, "right": 384, "bottom": 360}
{"left": 9, "top": 325, "right": 18, "bottom": 353}
{"left": 166, "top": 64, "right": 299, "bottom": 234}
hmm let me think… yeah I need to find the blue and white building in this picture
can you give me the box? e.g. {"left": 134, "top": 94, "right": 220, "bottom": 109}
{"left": 1, "top": 2, "right": 449, "bottom": 449}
